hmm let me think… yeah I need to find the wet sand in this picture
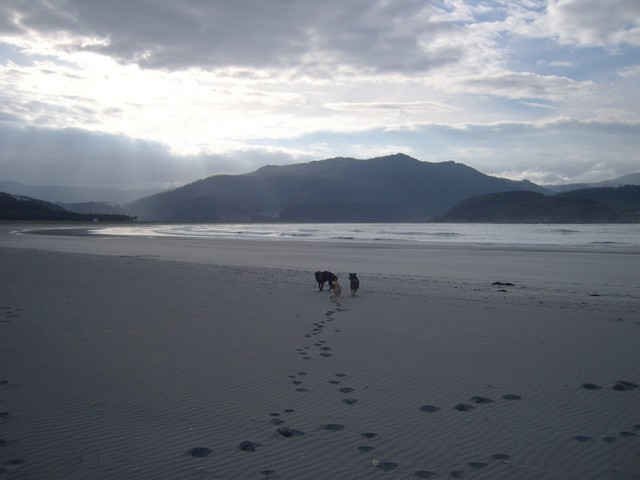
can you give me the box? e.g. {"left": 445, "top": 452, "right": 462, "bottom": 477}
{"left": 1, "top": 224, "right": 639, "bottom": 479}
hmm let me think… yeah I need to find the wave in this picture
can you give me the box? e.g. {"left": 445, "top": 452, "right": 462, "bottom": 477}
{"left": 331, "top": 236, "right": 355, "bottom": 240}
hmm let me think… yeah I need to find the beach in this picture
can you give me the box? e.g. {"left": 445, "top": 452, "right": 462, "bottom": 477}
{"left": 1, "top": 223, "right": 639, "bottom": 479}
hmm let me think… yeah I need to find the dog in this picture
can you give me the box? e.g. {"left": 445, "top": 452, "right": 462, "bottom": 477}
{"left": 329, "top": 278, "right": 342, "bottom": 303}
{"left": 314, "top": 270, "right": 337, "bottom": 291}
{"left": 348, "top": 273, "right": 359, "bottom": 296}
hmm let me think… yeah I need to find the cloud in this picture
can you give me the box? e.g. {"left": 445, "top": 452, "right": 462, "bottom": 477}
{"left": 1, "top": 1, "right": 477, "bottom": 74}
{"left": 0, "top": 123, "right": 309, "bottom": 188}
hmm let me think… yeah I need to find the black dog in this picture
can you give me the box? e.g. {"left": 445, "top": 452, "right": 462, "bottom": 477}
{"left": 349, "top": 273, "right": 360, "bottom": 296}
{"left": 315, "top": 271, "right": 337, "bottom": 291}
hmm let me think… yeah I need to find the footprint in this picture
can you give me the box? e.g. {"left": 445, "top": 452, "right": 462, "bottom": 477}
{"left": 414, "top": 471, "right": 438, "bottom": 479}
{"left": 375, "top": 461, "right": 398, "bottom": 472}
{"left": 419, "top": 405, "right": 440, "bottom": 413}
{"left": 328, "top": 380, "right": 341, "bottom": 385}
{"left": 449, "top": 470, "right": 464, "bottom": 478}
{"left": 260, "top": 469, "right": 278, "bottom": 478}
{"left": 270, "top": 418, "right": 285, "bottom": 425}
{"left": 453, "top": 403, "right": 475, "bottom": 412}
{"left": 284, "top": 409, "right": 295, "bottom": 413}
{"left": 321, "top": 424, "right": 345, "bottom": 431}
{"left": 320, "top": 353, "right": 332, "bottom": 357}
{"left": 573, "top": 435, "right": 592, "bottom": 442}
{"left": 602, "top": 436, "right": 617, "bottom": 443}
{"left": 297, "top": 372, "right": 307, "bottom": 376}
{"left": 470, "top": 396, "right": 493, "bottom": 404}
{"left": 238, "top": 441, "right": 261, "bottom": 452}
{"left": 339, "top": 387, "right": 354, "bottom": 394}
{"left": 502, "top": 394, "right": 522, "bottom": 400}
{"left": 342, "top": 398, "right": 358, "bottom": 405}
{"left": 358, "top": 446, "right": 375, "bottom": 453}
{"left": 361, "top": 432, "right": 377, "bottom": 439}
{"left": 581, "top": 383, "right": 602, "bottom": 390}
{"left": 468, "top": 462, "right": 488, "bottom": 469}
{"left": 187, "top": 447, "right": 212, "bottom": 458}
{"left": 269, "top": 413, "right": 280, "bottom": 417}
{"left": 0, "top": 412, "right": 8, "bottom": 418}
{"left": 335, "top": 373, "right": 347, "bottom": 378}
{"left": 634, "top": 424, "right": 640, "bottom": 430}
{"left": 295, "top": 388, "right": 309, "bottom": 392}
{"left": 620, "top": 431, "right": 637, "bottom": 437}
{"left": 292, "top": 380, "right": 303, "bottom": 385}
{"left": 277, "top": 427, "right": 304, "bottom": 438}
{"left": 491, "top": 453, "right": 510, "bottom": 460}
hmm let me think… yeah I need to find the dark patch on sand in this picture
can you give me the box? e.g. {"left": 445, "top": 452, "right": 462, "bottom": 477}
{"left": 238, "top": 441, "right": 260, "bottom": 452}
{"left": 468, "top": 462, "right": 488, "bottom": 469}
{"left": 492, "top": 281, "right": 514, "bottom": 287}
{"left": 322, "top": 424, "right": 345, "bottom": 431}
{"left": 449, "top": 470, "right": 464, "bottom": 478}
{"left": 470, "top": 396, "right": 493, "bottom": 404}
{"left": 269, "top": 413, "right": 280, "bottom": 417}
{"left": 339, "top": 387, "right": 355, "bottom": 394}
{"left": 491, "top": 453, "right": 510, "bottom": 460}
{"left": 292, "top": 380, "right": 303, "bottom": 385}
{"left": 612, "top": 380, "right": 638, "bottom": 391}
{"left": 0, "top": 412, "right": 8, "bottom": 418}
{"left": 297, "top": 372, "right": 307, "bottom": 376}
{"left": 361, "top": 432, "right": 377, "bottom": 439}
{"left": 320, "top": 352, "right": 332, "bottom": 357}
{"left": 328, "top": 380, "right": 340, "bottom": 385}
{"left": 342, "top": 398, "right": 358, "bottom": 405}
{"left": 270, "top": 418, "right": 285, "bottom": 425}
{"left": 573, "top": 435, "right": 592, "bottom": 442}
{"left": 284, "top": 409, "right": 295, "bottom": 413}
{"left": 376, "top": 462, "right": 398, "bottom": 472}
{"left": 581, "top": 383, "right": 602, "bottom": 390}
{"left": 602, "top": 436, "right": 617, "bottom": 443}
{"left": 187, "top": 447, "right": 212, "bottom": 458}
{"left": 414, "top": 471, "right": 438, "bottom": 479}
{"left": 358, "top": 446, "right": 374, "bottom": 453}
{"left": 335, "top": 373, "right": 347, "bottom": 377}
{"left": 502, "top": 394, "right": 522, "bottom": 400}
{"left": 295, "top": 387, "right": 309, "bottom": 392}
{"left": 277, "top": 427, "right": 304, "bottom": 438}
{"left": 420, "top": 405, "right": 440, "bottom": 413}
{"left": 453, "top": 403, "right": 475, "bottom": 412}
{"left": 260, "top": 469, "right": 278, "bottom": 477}
{"left": 620, "top": 431, "right": 637, "bottom": 437}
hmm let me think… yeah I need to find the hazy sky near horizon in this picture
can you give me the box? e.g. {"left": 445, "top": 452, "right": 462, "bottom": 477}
{"left": 1, "top": 0, "right": 640, "bottom": 189}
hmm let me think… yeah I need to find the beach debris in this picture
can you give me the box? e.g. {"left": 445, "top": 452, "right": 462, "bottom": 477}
{"left": 612, "top": 380, "right": 638, "bottom": 391}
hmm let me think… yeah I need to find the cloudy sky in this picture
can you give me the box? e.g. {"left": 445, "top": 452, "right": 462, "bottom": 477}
{"left": 1, "top": 0, "right": 640, "bottom": 190}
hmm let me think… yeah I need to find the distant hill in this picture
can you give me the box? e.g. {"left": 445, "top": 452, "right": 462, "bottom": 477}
{"left": 60, "top": 201, "right": 127, "bottom": 215}
{"left": 126, "top": 153, "right": 545, "bottom": 222}
{"left": 544, "top": 172, "right": 640, "bottom": 193}
{"left": 0, "top": 192, "right": 134, "bottom": 221}
{"left": 0, "top": 181, "right": 158, "bottom": 204}
{"left": 439, "top": 186, "right": 640, "bottom": 223}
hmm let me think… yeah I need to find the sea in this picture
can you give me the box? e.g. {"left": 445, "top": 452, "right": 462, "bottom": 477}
{"left": 92, "top": 223, "right": 640, "bottom": 248}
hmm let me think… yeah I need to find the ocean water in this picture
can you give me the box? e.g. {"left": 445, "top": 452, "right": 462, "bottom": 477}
{"left": 92, "top": 223, "right": 640, "bottom": 248}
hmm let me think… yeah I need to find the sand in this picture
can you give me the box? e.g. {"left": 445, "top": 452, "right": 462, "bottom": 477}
{"left": 1, "top": 223, "right": 639, "bottom": 479}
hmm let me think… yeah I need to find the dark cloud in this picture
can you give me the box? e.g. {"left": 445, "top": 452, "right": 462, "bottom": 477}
{"left": 0, "top": 123, "right": 302, "bottom": 188}
{"left": 4, "top": 0, "right": 466, "bottom": 73}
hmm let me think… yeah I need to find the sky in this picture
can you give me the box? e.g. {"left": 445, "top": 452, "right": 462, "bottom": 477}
{"left": 1, "top": 0, "right": 640, "bottom": 190}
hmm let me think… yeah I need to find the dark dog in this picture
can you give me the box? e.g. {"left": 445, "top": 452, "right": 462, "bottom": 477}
{"left": 315, "top": 271, "right": 337, "bottom": 291}
{"left": 349, "top": 273, "right": 359, "bottom": 296}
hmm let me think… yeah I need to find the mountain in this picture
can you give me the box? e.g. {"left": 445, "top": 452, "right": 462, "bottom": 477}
{"left": 0, "top": 181, "right": 159, "bottom": 204}
{"left": 439, "top": 186, "right": 640, "bottom": 223}
{"left": 0, "top": 192, "right": 134, "bottom": 221}
{"left": 127, "top": 154, "right": 545, "bottom": 222}
{"left": 544, "top": 172, "right": 640, "bottom": 193}
{"left": 60, "top": 201, "right": 127, "bottom": 215}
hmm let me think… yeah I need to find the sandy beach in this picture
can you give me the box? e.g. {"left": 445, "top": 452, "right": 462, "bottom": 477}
{"left": 1, "top": 223, "right": 639, "bottom": 479}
